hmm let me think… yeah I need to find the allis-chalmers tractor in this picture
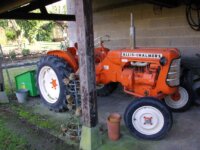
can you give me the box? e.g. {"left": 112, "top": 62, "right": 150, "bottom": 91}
{"left": 36, "top": 38, "right": 190, "bottom": 140}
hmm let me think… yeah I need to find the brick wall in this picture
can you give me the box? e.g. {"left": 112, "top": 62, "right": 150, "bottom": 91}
{"left": 93, "top": 4, "right": 200, "bottom": 58}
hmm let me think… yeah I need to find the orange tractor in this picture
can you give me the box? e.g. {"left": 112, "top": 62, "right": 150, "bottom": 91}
{"left": 36, "top": 38, "right": 191, "bottom": 140}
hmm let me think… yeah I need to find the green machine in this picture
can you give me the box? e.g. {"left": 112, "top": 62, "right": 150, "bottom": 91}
{"left": 15, "top": 70, "right": 39, "bottom": 96}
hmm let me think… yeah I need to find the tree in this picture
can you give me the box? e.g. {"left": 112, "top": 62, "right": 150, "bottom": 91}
{"left": 16, "top": 20, "right": 55, "bottom": 43}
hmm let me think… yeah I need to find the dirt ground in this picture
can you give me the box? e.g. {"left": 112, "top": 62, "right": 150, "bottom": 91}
{"left": 0, "top": 106, "right": 78, "bottom": 150}
{"left": 1, "top": 86, "right": 200, "bottom": 150}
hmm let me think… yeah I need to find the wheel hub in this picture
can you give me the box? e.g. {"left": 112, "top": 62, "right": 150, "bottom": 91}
{"left": 171, "top": 92, "right": 181, "bottom": 101}
{"left": 164, "top": 86, "right": 189, "bottom": 109}
{"left": 38, "top": 66, "right": 60, "bottom": 104}
{"left": 143, "top": 116, "right": 153, "bottom": 125}
{"left": 132, "top": 106, "right": 164, "bottom": 135}
{"left": 51, "top": 79, "right": 58, "bottom": 89}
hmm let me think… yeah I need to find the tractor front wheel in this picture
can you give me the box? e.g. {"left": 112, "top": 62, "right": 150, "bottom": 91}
{"left": 37, "top": 55, "right": 73, "bottom": 112}
{"left": 124, "top": 97, "right": 172, "bottom": 140}
{"left": 164, "top": 86, "right": 191, "bottom": 112}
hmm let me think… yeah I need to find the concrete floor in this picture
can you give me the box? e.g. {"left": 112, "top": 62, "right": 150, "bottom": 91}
{"left": 98, "top": 87, "right": 200, "bottom": 150}
{"left": 26, "top": 87, "right": 200, "bottom": 150}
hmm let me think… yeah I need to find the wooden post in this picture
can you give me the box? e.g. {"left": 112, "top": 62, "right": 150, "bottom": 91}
{"left": 0, "top": 45, "right": 8, "bottom": 103}
{"left": 0, "top": 46, "right": 4, "bottom": 91}
{"left": 66, "top": 0, "right": 77, "bottom": 47}
{"left": 75, "top": 0, "right": 101, "bottom": 150}
{"left": 0, "top": 45, "right": 13, "bottom": 93}
{"left": 75, "top": 0, "right": 97, "bottom": 129}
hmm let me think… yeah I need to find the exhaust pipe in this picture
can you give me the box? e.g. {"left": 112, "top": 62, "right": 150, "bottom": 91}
{"left": 130, "top": 12, "right": 136, "bottom": 49}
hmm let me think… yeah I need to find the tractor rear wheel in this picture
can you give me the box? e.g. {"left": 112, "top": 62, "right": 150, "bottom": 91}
{"left": 37, "top": 55, "right": 73, "bottom": 112}
{"left": 124, "top": 97, "right": 172, "bottom": 140}
{"left": 96, "top": 82, "right": 118, "bottom": 97}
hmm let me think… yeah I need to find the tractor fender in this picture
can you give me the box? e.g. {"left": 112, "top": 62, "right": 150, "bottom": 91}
{"left": 47, "top": 50, "right": 78, "bottom": 71}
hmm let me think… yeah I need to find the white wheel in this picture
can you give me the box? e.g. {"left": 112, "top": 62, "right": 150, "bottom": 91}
{"left": 132, "top": 106, "right": 164, "bottom": 135}
{"left": 37, "top": 56, "right": 73, "bottom": 112}
{"left": 38, "top": 66, "right": 60, "bottom": 104}
{"left": 124, "top": 97, "right": 172, "bottom": 140}
{"left": 164, "top": 86, "right": 189, "bottom": 110}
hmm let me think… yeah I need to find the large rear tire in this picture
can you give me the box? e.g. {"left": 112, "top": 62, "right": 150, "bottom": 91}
{"left": 37, "top": 55, "right": 73, "bottom": 112}
{"left": 124, "top": 97, "right": 172, "bottom": 140}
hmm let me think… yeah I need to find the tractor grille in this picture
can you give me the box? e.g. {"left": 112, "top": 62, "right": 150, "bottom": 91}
{"left": 167, "top": 58, "right": 181, "bottom": 86}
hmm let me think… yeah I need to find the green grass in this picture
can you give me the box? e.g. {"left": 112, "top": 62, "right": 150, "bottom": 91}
{"left": 19, "top": 109, "right": 55, "bottom": 129}
{"left": 3, "top": 66, "right": 36, "bottom": 97}
{"left": 0, "top": 119, "right": 28, "bottom": 150}
{"left": 11, "top": 104, "right": 57, "bottom": 130}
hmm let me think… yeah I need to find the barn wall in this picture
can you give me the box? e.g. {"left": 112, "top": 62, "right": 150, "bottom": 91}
{"left": 93, "top": 4, "right": 200, "bottom": 58}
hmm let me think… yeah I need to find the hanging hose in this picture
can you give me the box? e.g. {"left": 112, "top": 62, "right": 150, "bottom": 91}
{"left": 186, "top": 0, "right": 200, "bottom": 31}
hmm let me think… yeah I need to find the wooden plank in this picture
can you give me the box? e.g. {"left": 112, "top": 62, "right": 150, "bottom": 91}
{"left": 2, "top": 61, "right": 37, "bottom": 69}
{"left": 0, "top": 13, "right": 76, "bottom": 21}
{"left": 75, "top": 0, "right": 98, "bottom": 127}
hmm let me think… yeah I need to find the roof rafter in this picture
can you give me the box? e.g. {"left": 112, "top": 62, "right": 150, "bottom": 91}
{"left": 0, "top": 0, "right": 76, "bottom": 21}
{"left": 0, "top": 12, "right": 76, "bottom": 21}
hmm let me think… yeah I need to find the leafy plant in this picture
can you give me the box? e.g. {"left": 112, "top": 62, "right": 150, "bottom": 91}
{"left": 17, "top": 20, "right": 55, "bottom": 43}
{"left": 22, "top": 49, "right": 30, "bottom": 56}
{"left": 36, "top": 22, "right": 55, "bottom": 42}
{"left": 9, "top": 50, "right": 16, "bottom": 59}
{"left": 16, "top": 20, "right": 38, "bottom": 42}
{"left": 0, "top": 20, "right": 8, "bottom": 28}
{"left": 6, "top": 29, "right": 17, "bottom": 41}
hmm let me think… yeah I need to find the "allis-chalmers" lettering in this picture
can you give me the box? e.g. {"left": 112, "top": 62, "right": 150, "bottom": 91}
{"left": 122, "top": 52, "right": 162, "bottom": 59}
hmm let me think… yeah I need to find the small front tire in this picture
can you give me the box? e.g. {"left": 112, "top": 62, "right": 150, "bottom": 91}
{"left": 124, "top": 97, "right": 172, "bottom": 140}
{"left": 164, "top": 86, "right": 191, "bottom": 112}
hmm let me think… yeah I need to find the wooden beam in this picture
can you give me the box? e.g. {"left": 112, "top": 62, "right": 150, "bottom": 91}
{"left": 0, "top": 0, "right": 61, "bottom": 14}
{"left": 93, "top": 0, "right": 178, "bottom": 12}
{"left": 0, "top": 0, "right": 32, "bottom": 13}
{"left": 75, "top": 0, "right": 98, "bottom": 128}
{"left": 39, "top": 6, "right": 48, "bottom": 14}
{"left": 147, "top": 0, "right": 179, "bottom": 8}
{"left": 0, "top": 13, "right": 76, "bottom": 21}
{"left": 93, "top": 0, "right": 144, "bottom": 12}
{"left": 10, "top": 0, "right": 61, "bottom": 13}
